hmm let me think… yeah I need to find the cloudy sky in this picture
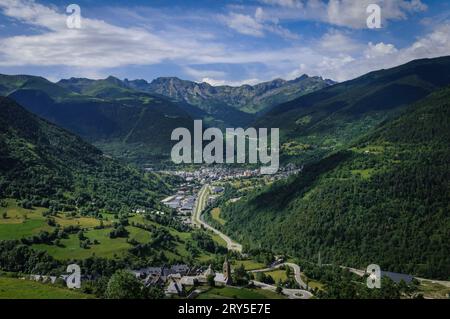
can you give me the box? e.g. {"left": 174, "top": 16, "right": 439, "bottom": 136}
{"left": 0, "top": 0, "right": 449, "bottom": 84}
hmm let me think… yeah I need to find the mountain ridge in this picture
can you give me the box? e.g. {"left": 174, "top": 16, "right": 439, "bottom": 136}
{"left": 220, "top": 85, "right": 450, "bottom": 279}
{"left": 255, "top": 56, "right": 450, "bottom": 164}
{"left": 56, "top": 73, "right": 334, "bottom": 128}
{"left": 123, "top": 74, "right": 335, "bottom": 115}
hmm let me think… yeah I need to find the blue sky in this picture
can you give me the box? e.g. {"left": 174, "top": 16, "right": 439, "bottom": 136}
{"left": 0, "top": 0, "right": 449, "bottom": 85}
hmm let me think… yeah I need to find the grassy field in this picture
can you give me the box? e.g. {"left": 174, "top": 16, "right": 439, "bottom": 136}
{"left": 300, "top": 274, "right": 325, "bottom": 291}
{"left": 1, "top": 200, "right": 224, "bottom": 262}
{"left": 232, "top": 260, "right": 266, "bottom": 271}
{"left": 33, "top": 226, "right": 150, "bottom": 259}
{"left": 0, "top": 277, "right": 92, "bottom": 299}
{"left": 210, "top": 208, "right": 226, "bottom": 225}
{"left": 0, "top": 200, "right": 103, "bottom": 241}
{"left": 210, "top": 233, "right": 227, "bottom": 248}
{"left": 0, "top": 201, "right": 50, "bottom": 240}
{"left": 264, "top": 269, "right": 288, "bottom": 282}
{"left": 197, "top": 286, "right": 285, "bottom": 299}
{"left": 130, "top": 214, "right": 223, "bottom": 262}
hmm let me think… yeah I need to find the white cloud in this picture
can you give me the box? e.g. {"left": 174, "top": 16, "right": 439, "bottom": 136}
{"left": 242, "top": 22, "right": 450, "bottom": 82}
{"left": 258, "top": 0, "right": 427, "bottom": 29}
{"left": 314, "top": 23, "right": 450, "bottom": 81}
{"left": 222, "top": 7, "right": 299, "bottom": 40}
{"left": 224, "top": 12, "right": 265, "bottom": 37}
{"left": 0, "top": 0, "right": 448, "bottom": 86}
{"left": 201, "top": 77, "right": 262, "bottom": 86}
{"left": 0, "top": 0, "right": 63, "bottom": 30}
{"left": 365, "top": 42, "right": 398, "bottom": 59}
{"left": 317, "top": 30, "right": 362, "bottom": 52}
{"left": 259, "top": 0, "right": 303, "bottom": 9}
{"left": 0, "top": 0, "right": 223, "bottom": 69}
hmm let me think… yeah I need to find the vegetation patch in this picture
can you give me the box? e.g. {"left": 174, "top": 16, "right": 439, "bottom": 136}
{"left": 211, "top": 208, "right": 226, "bottom": 226}
{"left": 0, "top": 277, "right": 92, "bottom": 299}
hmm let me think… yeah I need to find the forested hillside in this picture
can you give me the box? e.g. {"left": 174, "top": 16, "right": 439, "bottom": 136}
{"left": 256, "top": 56, "right": 450, "bottom": 164}
{"left": 221, "top": 87, "right": 450, "bottom": 279}
{"left": 0, "top": 97, "right": 171, "bottom": 214}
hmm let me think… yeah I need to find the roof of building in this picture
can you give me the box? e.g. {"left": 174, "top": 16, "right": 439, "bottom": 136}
{"left": 214, "top": 273, "right": 227, "bottom": 284}
{"left": 180, "top": 276, "right": 198, "bottom": 286}
{"left": 171, "top": 264, "right": 190, "bottom": 274}
{"left": 166, "top": 281, "right": 183, "bottom": 295}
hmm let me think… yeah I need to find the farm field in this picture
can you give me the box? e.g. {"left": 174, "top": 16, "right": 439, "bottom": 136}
{"left": 0, "top": 277, "right": 92, "bottom": 299}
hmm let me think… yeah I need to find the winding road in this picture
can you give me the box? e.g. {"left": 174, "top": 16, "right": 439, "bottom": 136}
{"left": 192, "top": 184, "right": 243, "bottom": 252}
{"left": 251, "top": 281, "right": 312, "bottom": 299}
{"left": 251, "top": 262, "right": 308, "bottom": 290}
{"left": 191, "top": 183, "right": 313, "bottom": 299}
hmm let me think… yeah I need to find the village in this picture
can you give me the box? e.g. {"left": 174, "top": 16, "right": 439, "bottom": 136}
{"left": 131, "top": 259, "right": 233, "bottom": 298}
{"left": 154, "top": 164, "right": 303, "bottom": 227}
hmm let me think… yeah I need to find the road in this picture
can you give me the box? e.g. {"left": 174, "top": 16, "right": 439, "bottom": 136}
{"left": 192, "top": 184, "right": 311, "bottom": 298}
{"left": 251, "top": 281, "right": 312, "bottom": 299}
{"left": 251, "top": 262, "right": 307, "bottom": 289}
{"left": 341, "top": 266, "right": 450, "bottom": 288}
{"left": 192, "top": 184, "right": 243, "bottom": 252}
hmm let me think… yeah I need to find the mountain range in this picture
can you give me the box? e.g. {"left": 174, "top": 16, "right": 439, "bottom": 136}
{"left": 0, "top": 73, "right": 332, "bottom": 165}
{"left": 124, "top": 75, "right": 334, "bottom": 118}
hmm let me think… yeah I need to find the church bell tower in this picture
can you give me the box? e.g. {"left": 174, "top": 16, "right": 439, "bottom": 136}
{"left": 223, "top": 258, "right": 232, "bottom": 285}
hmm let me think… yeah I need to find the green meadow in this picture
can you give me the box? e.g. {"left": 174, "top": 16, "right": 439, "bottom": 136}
{"left": 263, "top": 269, "right": 289, "bottom": 282}
{"left": 232, "top": 260, "right": 266, "bottom": 271}
{"left": 0, "top": 200, "right": 224, "bottom": 262}
{"left": 0, "top": 277, "right": 92, "bottom": 299}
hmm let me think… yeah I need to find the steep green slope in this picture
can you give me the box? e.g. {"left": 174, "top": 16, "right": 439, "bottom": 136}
{"left": 242, "top": 75, "right": 336, "bottom": 114}
{"left": 257, "top": 56, "right": 450, "bottom": 164}
{"left": 0, "top": 99, "right": 226, "bottom": 271}
{"left": 57, "top": 76, "right": 246, "bottom": 128}
{"left": 0, "top": 96, "right": 170, "bottom": 213}
{"left": 221, "top": 87, "right": 450, "bottom": 279}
